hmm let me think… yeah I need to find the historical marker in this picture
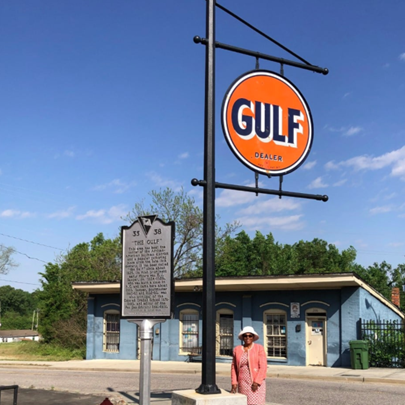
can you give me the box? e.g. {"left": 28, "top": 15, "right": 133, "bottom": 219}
{"left": 121, "top": 215, "right": 174, "bottom": 320}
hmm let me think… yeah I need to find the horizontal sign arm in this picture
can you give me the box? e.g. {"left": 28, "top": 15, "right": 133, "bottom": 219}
{"left": 194, "top": 36, "right": 329, "bottom": 75}
{"left": 191, "top": 178, "right": 328, "bottom": 202}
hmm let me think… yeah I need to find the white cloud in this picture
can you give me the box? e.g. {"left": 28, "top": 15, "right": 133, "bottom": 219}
{"left": 388, "top": 242, "right": 404, "bottom": 248}
{"left": 188, "top": 188, "right": 203, "bottom": 203}
{"left": 324, "top": 145, "right": 405, "bottom": 180}
{"left": 47, "top": 206, "right": 76, "bottom": 219}
{"left": 93, "top": 179, "right": 136, "bottom": 194}
{"left": 325, "top": 161, "right": 339, "bottom": 170}
{"left": 0, "top": 209, "right": 35, "bottom": 218}
{"left": 146, "top": 172, "right": 182, "bottom": 190}
{"left": 369, "top": 205, "right": 393, "bottom": 215}
{"left": 236, "top": 198, "right": 301, "bottom": 216}
{"left": 0, "top": 168, "right": 2, "bottom": 175}
{"left": 64, "top": 150, "right": 75, "bottom": 158}
{"left": 178, "top": 152, "right": 189, "bottom": 159}
{"left": 76, "top": 204, "right": 127, "bottom": 224}
{"left": 399, "top": 53, "right": 405, "bottom": 61}
{"left": 308, "top": 177, "right": 328, "bottom": 189}
{"left": 216, "top": 189, "right": 257, "bottom": 208}
{"left": 237, "top": 214, "right": 304, "bottom": 231}
{"left": 302, "top": 161, "right": 317, "bottom": 170}
{"left": 325, "top": 125, "right": 363, "bottom": 137}
{"left": 333, "top": 179, "right": 347, "bottom": 187}
{"left": 355, "top": 239, "right": 368, "bottom": 249}
{"left": 344, "top": 126, "right": 363, "bottom": 136}
{"left": 325, "top": 126, "right": 346, "bottom": 133}
{"left": 343, "top": 92, "right": 351, "bottom": 99}
{"left": 384, "top": 192, "right": 397, "bottom": 200}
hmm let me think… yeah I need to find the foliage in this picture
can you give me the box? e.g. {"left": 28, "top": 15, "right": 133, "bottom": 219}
{"left": 0, "top": 285, "right": 39, "bottom": 329}
{"left": 0, "top": 245, "right": 18, "bottom": 274}
{"left": 124, "top": 187, "right": 240, "bottom": 277}
{"left": 362, "top": 320, "right": 405, "bottom": 368}
{"left": 355, "top": 261, "right": 393, "bottom": 300}
{"left": 0, "top": 285, "right": 38, "bottom": 314}
{"left": 0, "top": 341, "right": 85, "bottom": 361}
{"left": 38, "top": 233, "right": 121, "bottom": 347}
{"left": 1, "top": 312, "right": 33, "bottom": 330}
{"left": 216, "top": 231, "right": 358, "bottom": 277}
{"left": 215, "top": 231, "right": 405, "bottom": 309}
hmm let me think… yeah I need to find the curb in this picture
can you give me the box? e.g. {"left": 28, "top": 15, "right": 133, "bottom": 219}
{"left": 1, "top": 363, "right": 405, "bottom": 386}
{"left": 269, "top": 373, "right": 405, "bottom": 385}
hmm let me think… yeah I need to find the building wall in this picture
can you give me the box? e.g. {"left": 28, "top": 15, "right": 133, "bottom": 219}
{"left": 0, "top": 336, "right": 39, "bottom": 343}
{"left": 86, "top": 286, "right": 402, "bottom": 367}
{"left": 87, "top": 294, "right": 137, "bottom": 360}
{"left": 359, "top": 288, "right": 402, "bottom": 323}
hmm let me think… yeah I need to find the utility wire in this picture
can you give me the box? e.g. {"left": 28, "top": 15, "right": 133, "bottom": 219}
{"left": 0, "top": 244, "right": 49, "bottom": 264}
{"left": 0, "top": 232, "right": 63, "bottom": 251}
{"left": 0, "top": 278, "right": 41, "bottom": 286}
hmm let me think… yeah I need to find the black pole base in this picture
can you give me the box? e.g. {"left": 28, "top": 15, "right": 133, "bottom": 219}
{"left": 195, "top": 384, "right": 221, "bottom": 395}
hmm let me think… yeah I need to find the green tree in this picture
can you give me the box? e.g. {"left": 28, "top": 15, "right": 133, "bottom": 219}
{"left": 216, "top": 233, "right": 358, "bottom": 277}
{"left": 124, "top": 187, "right": 239, "bottom": 278}
{"left": 356, "top": 261, "right": 392, "bottom": 300}
{"left": 216, "top": 230, "right": 254, "bottom": 277}
{"left": 293, "top": 239, "right": 357, "bottom": 274}
{"left": 38, "top": 233, "right": 121, "bottom": 348}
{"left": 0, "top": 285, "right": 38, "bottom": 330}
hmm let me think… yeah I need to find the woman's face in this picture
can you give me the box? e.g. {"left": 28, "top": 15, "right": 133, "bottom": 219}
{"left": 243, "top": 333, "right": 254, "bottom": 343}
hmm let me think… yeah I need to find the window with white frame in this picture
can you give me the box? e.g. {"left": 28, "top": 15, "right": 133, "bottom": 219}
{"left": 216, "top": 309, "right": 234, "bottom": 356}
{"left": 264, "top": 310, "right": 287, "bottom": 358}
{"left": 103, "top": 310, "right": 120, "bottom": 353}
{"left": 179, "top": 309, "right": 199, "bottom": 354}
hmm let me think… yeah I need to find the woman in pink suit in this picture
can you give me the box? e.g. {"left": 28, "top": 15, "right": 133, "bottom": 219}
{"left": 231, "top": 326, "right": 267, "bottom": 405}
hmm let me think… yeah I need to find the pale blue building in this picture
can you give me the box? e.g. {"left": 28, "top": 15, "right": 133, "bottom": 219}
{"left": 73, "top": 273, "right": 403, "bottom": 367}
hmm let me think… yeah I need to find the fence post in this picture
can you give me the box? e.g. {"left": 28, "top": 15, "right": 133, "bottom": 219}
{"left": 358, "top": 318, "right": 362, "bottom": 339}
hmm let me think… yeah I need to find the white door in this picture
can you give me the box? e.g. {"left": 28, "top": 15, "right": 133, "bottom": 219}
{"left": 306, "top": 316, "right": 326, "bottom": 366}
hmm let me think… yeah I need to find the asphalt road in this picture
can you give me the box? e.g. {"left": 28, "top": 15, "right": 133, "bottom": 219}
{"left": 1, "top": 367, "right": 405, "bottom": 405}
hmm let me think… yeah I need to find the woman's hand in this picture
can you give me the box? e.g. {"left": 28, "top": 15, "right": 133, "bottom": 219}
{"left": 251, "top": 382, "right": 260, "bottom": 392}
{"left": 231, "top": 384, "right": 238, "bottom": 394}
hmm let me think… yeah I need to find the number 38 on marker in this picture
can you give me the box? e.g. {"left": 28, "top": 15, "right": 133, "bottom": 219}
{"left": 221, "top": 70, "right": 313, "bottom": 176}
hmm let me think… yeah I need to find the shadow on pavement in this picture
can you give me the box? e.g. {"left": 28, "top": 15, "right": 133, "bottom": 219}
{"left": 112, "top": 390, "right": 172, "bottom": 404}
{"left": 0, "top": 388, "right": 112, "bottom": 405}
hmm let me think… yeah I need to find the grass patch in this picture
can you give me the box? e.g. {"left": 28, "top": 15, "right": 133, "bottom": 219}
{"left": 0, "top": 341, "right": 85, "bottom": 361}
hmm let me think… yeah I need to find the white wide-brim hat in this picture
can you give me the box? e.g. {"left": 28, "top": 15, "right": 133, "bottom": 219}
{"left": 238, "top": 326, "right": 259, "bottom": 342}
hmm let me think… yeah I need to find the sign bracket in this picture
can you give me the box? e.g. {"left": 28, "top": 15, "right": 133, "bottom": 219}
{"left": 215, "top": 1, "right": 313, "bottom": 66}
{"left": 194, "top": 36, "right": 328, "bottom": 75}
{"left": 191, "top": 178, "right": 328, "bottom": 202}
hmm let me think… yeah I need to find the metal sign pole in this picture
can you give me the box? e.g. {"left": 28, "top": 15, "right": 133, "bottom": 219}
{"left": 121, "top": 216, "right": 174, "bottom": 404}
{"left": 131, "top": 319, "right": 165, "bottom": 405}
{"left": 196, "top": 0, "right": 220, "bottom": 395}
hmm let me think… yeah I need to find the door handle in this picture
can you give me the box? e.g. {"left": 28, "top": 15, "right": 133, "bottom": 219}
{"left": 308, "top": 340, "right": 312, "bottom": 345}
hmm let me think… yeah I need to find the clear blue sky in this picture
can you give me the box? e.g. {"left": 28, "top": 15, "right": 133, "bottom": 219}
{"left": 0, "top": 0, "right": 404, "bottom": 292}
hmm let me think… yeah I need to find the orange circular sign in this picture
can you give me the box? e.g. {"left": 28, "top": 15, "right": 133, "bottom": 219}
{"left": 222, "top": 70, "right": 313, "bottom": 176}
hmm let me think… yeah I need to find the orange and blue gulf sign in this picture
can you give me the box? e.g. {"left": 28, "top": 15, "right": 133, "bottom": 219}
{"left": 221, "top": 70, "right": 313, "bottom": 176}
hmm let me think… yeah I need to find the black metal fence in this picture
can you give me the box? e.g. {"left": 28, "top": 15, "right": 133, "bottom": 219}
{"left": 361, "top": 319, "right": 405, "bottom": 368}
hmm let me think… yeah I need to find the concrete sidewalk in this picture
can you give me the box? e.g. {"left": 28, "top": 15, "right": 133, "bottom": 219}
{"left": 1, "top": 359, "right": 405, "bottom": 404}
{"left": 1, "top": 358, "right": 405, "bottom": 384}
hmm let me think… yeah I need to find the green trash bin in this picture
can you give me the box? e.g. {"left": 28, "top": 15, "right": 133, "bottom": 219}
{"left": 349, "top": 340, "right": 369, "bottom": 369}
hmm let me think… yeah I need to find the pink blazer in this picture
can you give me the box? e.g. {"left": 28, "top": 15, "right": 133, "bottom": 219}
{"left": 231, "top": 343, "right": 268, "bottom": 385}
